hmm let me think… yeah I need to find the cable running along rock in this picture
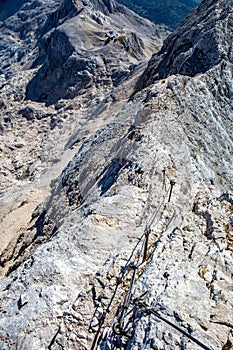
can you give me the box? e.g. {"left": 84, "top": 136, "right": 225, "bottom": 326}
{"left": 134, "top": 300, "right": 213, "bottom": 350}
{"left": 111, "top": 181, "right": 174, "bottom": 340}
{"left": 93, "top": 179, "right": 177, "bottom": 348}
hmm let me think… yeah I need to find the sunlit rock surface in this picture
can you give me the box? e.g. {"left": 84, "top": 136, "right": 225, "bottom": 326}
{"left": 0, "top": 0, "right": 232, "bottom": 349}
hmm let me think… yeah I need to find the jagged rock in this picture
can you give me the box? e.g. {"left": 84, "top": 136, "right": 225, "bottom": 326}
{"left": 118, "top": 32, "right": 145, "bottom": 60}
{"left": 37, "top": 0, "right": 81, "bottom": 38}
{"left": 0, "top": 0, "right": 232, "bottom": 350}
{"left": 0, "top": 0, "right": 162, "bottom": 258}
{"left": 18, "top": 106, "right": 48, "bottom": 121}
{"left": 140, "top": 0, "right": 233, "bottom": 88}
{"left": 25, "top": 0, "right": 162, "bottom": 105}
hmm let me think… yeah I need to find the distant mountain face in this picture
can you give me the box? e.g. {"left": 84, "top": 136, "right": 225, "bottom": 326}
{"left": 117, "top": 0, "right": 199, "bottom": 29}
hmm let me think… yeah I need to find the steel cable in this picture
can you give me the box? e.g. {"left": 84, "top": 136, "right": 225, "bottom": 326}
{"left": 134, "top": 300, "right": 212, "bottom": 350}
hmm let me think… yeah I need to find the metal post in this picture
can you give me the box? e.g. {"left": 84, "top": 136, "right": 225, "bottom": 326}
{"left": 143, "top": 227, "right": 151, "bottom": 262}
{"left": 168, "top": 180, "right": 176, "bottom": 202}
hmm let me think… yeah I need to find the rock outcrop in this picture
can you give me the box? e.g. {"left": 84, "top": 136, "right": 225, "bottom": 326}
{"left": 0, "top": 0, "right": 232, "bottom": 350}
{"left": 0, "top": 0, "right": 163, "bottom": 254}
{"left": 25, "top": 0, "right": 162, "bottom": 105}
{"left": 140, "top": 0, "right": 233, "bottom": 85}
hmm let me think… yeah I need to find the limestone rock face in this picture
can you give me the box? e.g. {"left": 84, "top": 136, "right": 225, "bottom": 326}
{"left": 24, "top": 0, "right": 162, "bottom": 105}
{"left": 140, "top": 0, "right": 233, "bottom": 87}
{"left": 0, "top": 1, "right": 232, "bottom": 350}
{"left": 0, "top": 0, "right": 163, "bottom": 254}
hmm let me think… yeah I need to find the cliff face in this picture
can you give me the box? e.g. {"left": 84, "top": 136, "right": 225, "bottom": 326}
{"left": 0, "top": 0, "right": 162, "bottom": 105}
{"left": 25, "top": 0, "right": 161, "bottom": 104}
{"left": 140, "top": 0, "right": 233, "bottom": 84}
{"left": 0, "top": 1, "right": 233, "bottom": 350}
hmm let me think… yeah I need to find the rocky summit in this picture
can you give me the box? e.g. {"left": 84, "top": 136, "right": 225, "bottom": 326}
{"left": 0, "top": 0, "right": 232, "bottom": 350}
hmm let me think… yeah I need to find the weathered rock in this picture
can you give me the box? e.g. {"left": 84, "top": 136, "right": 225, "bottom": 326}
{"left": 25, "top": 0, "right": 162, "bottom": 105}
{"left": 0, "top": 0, "right": 232, "bottom": 350}
{"left": 0, "top": 0, "right": 163, "bottom": 257}
{"left": 139, "top": 0, "right": 233, "bottom": 88}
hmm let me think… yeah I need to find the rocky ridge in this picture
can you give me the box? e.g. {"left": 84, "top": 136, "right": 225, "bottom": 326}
{"left": 0, "top": 0, "right": 233, "bottom": 350}
{"left": 0, "top": 0, "right": 164, "bottom": 253}
{"left": 140, "top": 0, "right": 233, "bottom": 85}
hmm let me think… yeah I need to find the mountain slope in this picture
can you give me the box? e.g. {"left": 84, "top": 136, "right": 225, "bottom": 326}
{"left": 0, "top": 0, "right": 232, "bottom": 349}
{"left": 140, "top": 0, "right": 233, "bottom": 85}
{"left": 0, "top": 0, "right": 163, "bottom": 254}
{"left": 0, "top": 0, "right": 162, "bottom": 105}
{"left": 117, "top": 0, "right": 198, "bottom": 29}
